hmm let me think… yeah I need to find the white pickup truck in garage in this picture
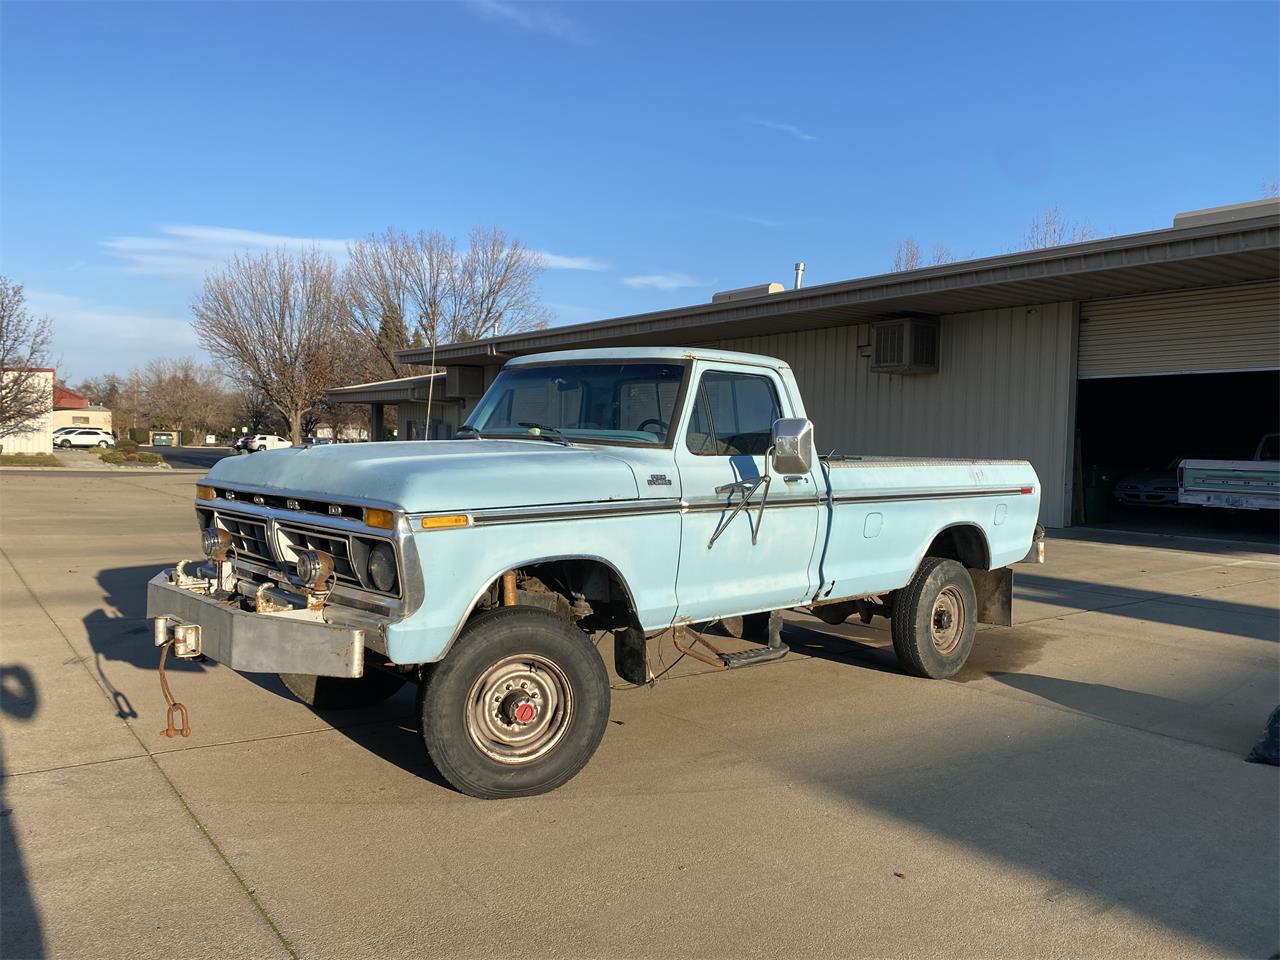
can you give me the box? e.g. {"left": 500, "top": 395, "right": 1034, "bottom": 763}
{"left": 1179, "top": 433, "right": 1280, "bottom": 511}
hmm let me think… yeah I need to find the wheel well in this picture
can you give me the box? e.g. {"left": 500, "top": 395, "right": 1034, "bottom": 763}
{"left": 925, "top": 524, "right": 991, "bottom": 570}
{"left": 474, "top": 557, "right": 640, "bottom": 633}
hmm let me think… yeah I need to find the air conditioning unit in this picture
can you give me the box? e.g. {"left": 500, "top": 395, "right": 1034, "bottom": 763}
{"left": 444, "top": 365, "right": 485, "bottom": 400}
{"left": 871, "top": 316, "right": 939, "bottom": 374}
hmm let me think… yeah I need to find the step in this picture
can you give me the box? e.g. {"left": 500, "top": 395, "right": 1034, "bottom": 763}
{"left": 719, "top": 643, "right": 790, "bottom": 669}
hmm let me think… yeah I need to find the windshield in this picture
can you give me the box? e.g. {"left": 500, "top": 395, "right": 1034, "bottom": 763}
{"left": 465, "top": 362, "right": 687, "bottom": 445}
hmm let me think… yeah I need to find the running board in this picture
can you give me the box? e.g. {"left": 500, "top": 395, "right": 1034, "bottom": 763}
{"left": 672, "top": 612, "right": 789, "bottom": 671}
{"left": 719, "top": 643, "right": 790, "bottom": 669}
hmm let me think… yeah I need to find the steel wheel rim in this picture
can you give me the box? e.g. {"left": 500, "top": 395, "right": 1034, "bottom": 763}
{"left": 465, "top": 653, "right": 573, "bottom": 765}
{"left": 930, "top": 586, "right": 965, "bottom": 655}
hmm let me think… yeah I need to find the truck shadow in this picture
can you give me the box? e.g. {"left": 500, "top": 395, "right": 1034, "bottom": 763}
{"left": 1, "top": 664, "right": 46, "bottom": 959}
{"left": 84, "top": 565, "right": 214, "bottom": 721}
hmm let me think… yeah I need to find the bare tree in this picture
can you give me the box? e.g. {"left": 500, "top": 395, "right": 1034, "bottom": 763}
{"left": 1023, "top": 206, "right": 1099, "bottom": 249}
{"left": 0, "top": 278, "right": 54, "bottom": 441}
{"left": 193, "top": 249, "right": 351, "bottom": 444}
{"left": 1263, "top": 180, "right": 1279, "bottom": 200}
{"left": 930, "top": 243, "right": 956, "bottom": 265}
{"left": 892, "top": 238, "right": 922, "bottom": 272}
{"left": 344, "top": 226, "right": 550, "bottom": 378}
{"left": 143, "top": 358, "right": 230, "bottom": 440}
{"left": 455, "top": 226, "right": 552, "bottom": 342}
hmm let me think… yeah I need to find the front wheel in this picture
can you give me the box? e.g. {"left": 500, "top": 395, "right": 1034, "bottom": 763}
{"left": 890, "top": 557, "right": 977, "bottom": 679}
{"left": 420, "top": 606, "right": 610, "bottom": 799}
{"left": 58, "top": 439, "right": 71, "bottom": 449}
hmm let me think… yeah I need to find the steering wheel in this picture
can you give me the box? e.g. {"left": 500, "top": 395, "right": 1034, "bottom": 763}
{"left": 637, "top": 418, "right": 668, "bottom": 435}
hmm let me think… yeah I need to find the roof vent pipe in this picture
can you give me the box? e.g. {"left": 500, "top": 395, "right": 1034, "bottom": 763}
{"left": 794, "top": 262, "right": 805, "bottom": 290}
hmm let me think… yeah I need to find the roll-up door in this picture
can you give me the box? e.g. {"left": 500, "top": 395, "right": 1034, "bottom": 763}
{"left": 1078, "top": 280, "right": 1279, "bottom": 379}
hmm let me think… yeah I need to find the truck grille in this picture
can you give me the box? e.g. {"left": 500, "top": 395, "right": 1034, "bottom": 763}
{"left": 208, "top": 509, "right": 401, "bottom": 599}
{"left": 276, "top": 522, "right": 365, "bottom": 591}
{"left": 217, "top": 514, "right": 273, "bottom": 564}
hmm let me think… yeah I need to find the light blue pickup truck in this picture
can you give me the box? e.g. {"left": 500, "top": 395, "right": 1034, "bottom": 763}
{"left": 149, "top": 347, "right": 1043, "bottom": 797}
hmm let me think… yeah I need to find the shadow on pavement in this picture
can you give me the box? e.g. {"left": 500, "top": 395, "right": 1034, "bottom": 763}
{"left": 86, "top": 565, "right": 214, "bottom": 720}
{"left": 1018, "top": 573, "right": 1279, "bottom": 642}
{"left": 1, "top": 664, "right": 45, "bottom": 959}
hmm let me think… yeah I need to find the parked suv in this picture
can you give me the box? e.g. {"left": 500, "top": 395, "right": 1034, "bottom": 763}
{"left": 54, "top": 428, "right": 115, "bottom": 449}
{"left": 245, "top": 434, "right": 291, "bottom": 453}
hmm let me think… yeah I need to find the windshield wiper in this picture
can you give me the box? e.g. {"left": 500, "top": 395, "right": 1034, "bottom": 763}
{"left": 457, "top": 425, "right": 482, "bottom": 439}
{"left": 516, "top": 421, "right": 572, "bottom": 446}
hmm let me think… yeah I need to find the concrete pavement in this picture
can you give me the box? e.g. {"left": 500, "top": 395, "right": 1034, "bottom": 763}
{"left": 1, "top": 469, "right": 1277, "bottom": 959}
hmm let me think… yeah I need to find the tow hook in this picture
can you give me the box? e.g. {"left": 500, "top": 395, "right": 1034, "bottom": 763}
{"left": 153, "top": 615, "right": 199, "bottom": 738}
{"left": 157, "top": 636, "right": 191, "bottom": 738}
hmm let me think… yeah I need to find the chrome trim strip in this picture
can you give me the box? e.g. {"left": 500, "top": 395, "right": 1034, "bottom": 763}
{"left": 467, "top": 498, "right": 683, "bottom": 526}
{"left": 457, "top": 487, "right": 1019, "bottom": 526}
{"left": 830, "top": 486, "right": 1027, "bottom": 504}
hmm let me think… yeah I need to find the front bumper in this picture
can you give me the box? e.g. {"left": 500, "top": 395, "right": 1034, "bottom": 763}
{"left": 147, "top": 572, "right": 367, "bottom": 677}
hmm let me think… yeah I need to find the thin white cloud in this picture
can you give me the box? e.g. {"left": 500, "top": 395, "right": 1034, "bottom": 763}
{"left": 534, "top": 250, "right": 609, "bottom": 271}
{"left": 745, "top": 116, "right": 817, "bottom": 142}
{"left": 26, "top": 289, "right": 199, "bottom": 379}
{"left": 102, "top": 224, "right": 351, "bottom": 278}
{"left": 734, "top": 214, "right": 784, "bottom": 228}
{"left": 622, "top": 273, "right": 702, "bottom": 291}
{"left": 466, "top": 0, "right": 590, "bottom": 45}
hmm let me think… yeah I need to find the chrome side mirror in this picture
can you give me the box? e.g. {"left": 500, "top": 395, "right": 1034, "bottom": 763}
{"left": 771, "top": 418, "right": 813, "bottom": 475}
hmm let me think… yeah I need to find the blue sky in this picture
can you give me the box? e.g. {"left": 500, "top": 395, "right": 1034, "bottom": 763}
{"left": 3, "top": 1, "right": 1277, "bottom": 381}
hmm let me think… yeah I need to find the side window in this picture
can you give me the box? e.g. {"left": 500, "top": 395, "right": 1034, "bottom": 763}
{"left": 685, "top": 370, "right": 781, "bottom": 456}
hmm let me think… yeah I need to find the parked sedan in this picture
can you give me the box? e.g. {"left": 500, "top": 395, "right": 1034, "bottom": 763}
{"left": 53, "top": 428, "right": 115, "bottom": 449}
{"left": 1114, "top": 469, "right": 1184, "bottom": 508}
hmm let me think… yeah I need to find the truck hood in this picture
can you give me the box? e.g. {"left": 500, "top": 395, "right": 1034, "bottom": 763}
{"left": 205, "top": 440, "right": 641, "bottom": 512}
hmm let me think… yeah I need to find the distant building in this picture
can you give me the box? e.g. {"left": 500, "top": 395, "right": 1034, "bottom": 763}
{"left": 51, "top": 383, "right": 113, "bottom": 432}
{"left": 1, "top": 368, "right": 55, "bottom": 455}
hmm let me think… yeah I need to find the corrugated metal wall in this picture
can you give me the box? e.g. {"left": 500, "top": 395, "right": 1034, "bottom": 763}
{"left": 1078, "top": 279, "right": 1280, "bottom": 378}
{"left": 710, "top": 301, "right": 1078, "bottom": 527}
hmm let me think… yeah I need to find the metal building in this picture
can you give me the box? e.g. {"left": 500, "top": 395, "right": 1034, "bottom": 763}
{"left": 398, "top": 200, "right": 1280, "bottom": 528}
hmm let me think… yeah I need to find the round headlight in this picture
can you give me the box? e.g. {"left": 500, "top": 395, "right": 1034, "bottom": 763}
{"left": 295, "top": 549, "right": 333, "bottom": 589}
{"left": 366, "top": 542, "right": 397, "bottom": 593}
{"left": 201, "top": 526, "right": 229, "bottom": 559}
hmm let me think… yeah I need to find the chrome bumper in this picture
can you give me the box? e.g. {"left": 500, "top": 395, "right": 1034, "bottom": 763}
{"left": 147, "top": 571, "right": 367, "bottom": 677}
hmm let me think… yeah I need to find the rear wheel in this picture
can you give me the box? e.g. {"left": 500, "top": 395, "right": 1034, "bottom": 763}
{"left": 280, "top": 669, "right": 406, "bottom": 709}
{"left": 420, "top": 605, "right": 610, "bottom": 799}
{"left": 890, "top": 557, "right": 977, "bottom": 679}
{"left": 97, "top": 440, "right": 109, "bottom": 448}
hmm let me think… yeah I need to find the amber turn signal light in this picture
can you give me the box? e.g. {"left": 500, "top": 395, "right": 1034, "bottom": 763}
{"left": 363, "top": 507, "right": 396, "bottom": 530}
{"left": 420, "top": 514, "right": 471, "bottom": 530}
{"left": 196, "top": 484, "right": 215, "bottom": 501}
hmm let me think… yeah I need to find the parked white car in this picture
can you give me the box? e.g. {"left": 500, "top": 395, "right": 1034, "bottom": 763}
{"left": 245, "top": 434, "right": 291, "bottom": 453}
{"left": 54, "top": 428, "right": 115, "bottom": 449}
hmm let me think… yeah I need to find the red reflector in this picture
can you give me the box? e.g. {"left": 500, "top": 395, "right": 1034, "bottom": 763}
{"left": 1019, "top": 486, "right": 1034, "bottom": 495}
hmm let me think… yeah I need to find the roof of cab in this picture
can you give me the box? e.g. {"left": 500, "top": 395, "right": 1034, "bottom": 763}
{"left": 505, "top": 346, "right": 791, "bottom": 369}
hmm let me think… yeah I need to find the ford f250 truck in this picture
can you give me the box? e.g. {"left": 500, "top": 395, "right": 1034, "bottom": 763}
{"left": 149, "top": 348, "right": 1044, "bottom": 798}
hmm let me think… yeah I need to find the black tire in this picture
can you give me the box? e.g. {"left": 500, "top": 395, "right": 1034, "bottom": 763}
{"left": 420, "top": 605, "right": 610, "bottom": 799}
{"left": 280, "top": 669, "right": 406, "bottom": 709}
{"left": 97, "top": 440, "right": 109, "bottom": 448}
{"left": 890, "top": 557, "right": 977, "bottom": 679}
{"left": 58, "top": 439, "right": 71, "bottom": 449}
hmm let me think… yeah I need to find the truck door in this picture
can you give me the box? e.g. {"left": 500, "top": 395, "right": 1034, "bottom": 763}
{"left": 673, "top": 363, "right": 820, "bottom": 624}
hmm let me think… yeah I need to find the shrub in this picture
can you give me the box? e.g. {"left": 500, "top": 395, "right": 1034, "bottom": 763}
{"left": 116, "top": 438, "right": 139, "bottom": 454}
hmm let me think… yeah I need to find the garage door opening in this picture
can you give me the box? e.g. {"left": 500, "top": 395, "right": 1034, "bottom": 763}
{"left": 1075, "top": 371, "right": 1279, "bottom": 542}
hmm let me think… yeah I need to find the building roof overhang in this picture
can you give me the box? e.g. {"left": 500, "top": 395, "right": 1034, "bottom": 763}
{"left": 399, "top": 209, "right": 1280, "bottom": 368}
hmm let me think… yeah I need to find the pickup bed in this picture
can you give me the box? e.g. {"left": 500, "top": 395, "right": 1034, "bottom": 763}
{"left": 148, "top": 347, "right": 1043, "bottom": 797}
